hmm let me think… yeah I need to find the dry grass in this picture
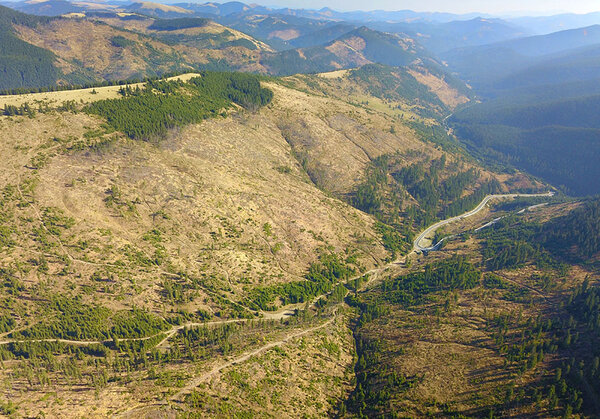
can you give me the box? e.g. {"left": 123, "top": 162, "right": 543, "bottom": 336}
{"left": 0, "top": 69, "right": 556, "bottom": 417}
{"left": 0, "top": 73, "right": 200, "bottom": 108}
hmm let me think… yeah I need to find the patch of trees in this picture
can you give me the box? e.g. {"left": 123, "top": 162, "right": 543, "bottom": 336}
{"left": 541, "top": 199, "right": 600, "bottom": 262}
{"left": 148, "top": 18, "right": 211, "bottom": 31}
{"left": 407, "top": 120, "right": 466, "bottom": 153}
{"left": 344, "top": 333, "right": 419, "bottom": 418}
{"left": 348, "top": 64, "right": 445, "bottom": 115}
{"left": 0, "top": 6, "right": 60, "bottom": 90}
{"left": 478, "top": 201, "right": 600, "bottom": 269}
{"left": 86, "top": 72, "right": 273, "bottom": 140}
{"left": 342, "top": 257, "right": 478, "bottom": 417}
{"left": 382, "top": 255, "right": 480, "bottom": 307}
{"left": 2, "top": 103, "right": 36, "bottom": 117}
{"left": 248, "top": 251, "right": 356, "bottom": 311}
{"left": 110, "top": 35, "right": 135, "bottom": 48}
{"left": 11, "top": 297, "right": 168, "bottom": 340}
{"left": 485, "top": 280, "right": 600, "bottom": 416}
{"left": 351, "top": 152, "right": 501, "bottom": 258}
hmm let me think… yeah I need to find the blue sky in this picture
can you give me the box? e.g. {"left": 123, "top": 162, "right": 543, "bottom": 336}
{"left": 260, "top": 0, "right": 599, "bottom": 14}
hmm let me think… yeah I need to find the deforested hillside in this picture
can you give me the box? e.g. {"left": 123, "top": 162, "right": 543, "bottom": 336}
{"left": 11, "top": 12, "right": 273, "bottom": 82}
{"left": 344, "top": 198, "right": 600, "bottom": 418}
{"left": 0, "top": 73, "right": 384, "bottom": 416}
{"left": 0, "top": 68, "right": 544, "bottom": 416}
{"left": 0, "top": 6, "right": 449, "bottom": 90}
{"left": 261, "top": 26, "right": 429, "bottom": 76}
{"left": 1, "top": 2, "right": 599, "bottom": 418}
{"left": 0, "top": 6, "right": 276, "bottom": 88}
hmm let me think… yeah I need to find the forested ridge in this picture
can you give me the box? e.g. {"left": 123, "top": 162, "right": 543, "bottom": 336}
{"left": 541, "top": 199, "right": 600, "bottom": 261}
{"left": 86, "top": 72, "right": 273, "bottom": 140}
{"left": 476, "top": 198, "right": 600, "bottom": 267}
{"left": 452, "top": 121, "right": 600, "bottom": 196}
{"left": 0, "top": 5, "right": 61, "bottom": 90}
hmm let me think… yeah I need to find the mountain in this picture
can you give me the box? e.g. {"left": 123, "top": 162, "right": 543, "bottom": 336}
{"left": 261, "top": 26, "right": 429, "bottom": 75}
{"left": 0, "top": 5, "right": 284, "bottom": 88}
{"left": 122, "top": 1, "right": 193, "bottom": 17}
{"left": 275, "top": 7, "right": 479, "bottom": 24}
{"left": 287, "top": 22, "right": 357, "bottom": 48}
{"left": 172, "top": 1, "right": 270, "bottom": 16}
{"left": 444, "top": 25, "right": 600, "bottom": 89}
{"left": 0, "top": 5, "right": 448, "bottom": 87}
{"left": 449, "top": 41, "right": 600, "bottom": 196}
{"left": 6, "top": 0, "right": 83, "bottom": 16}
{"left": 5, "top": 2, "right": 600, "bottom": 418}
{"left": 368, "top": 17, "right": 529, "bottom": 54}
{"left": 217, "top": 13, "right": 338, "bottom": 50}
{"left": 0, "top": 46, "right": 547, "bottom": 415}
{"left": 509, "top": 12, "right": 600, "bottom": 35}
{"left": 92, "top": 14, "right": 274, "bottom": 53}
{"left": 492, "top": 42, "right": 600, "bottom": 94}
{"left": 441, "top": 23, "right": 600, "bottom": 196}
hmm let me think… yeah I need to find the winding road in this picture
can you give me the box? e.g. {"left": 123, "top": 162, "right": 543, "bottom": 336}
{"left": 0, "top": 192, "right": 554, "bottom": 350}
{"left": 3, "top": 190, "right": 559, "bottom": 417}
{"left": 413, "top": 192, "right": 554, "bottom": 253}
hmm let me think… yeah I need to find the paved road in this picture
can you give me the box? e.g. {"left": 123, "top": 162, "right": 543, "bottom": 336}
{"left": 413, "top": 192, "right": 554, "bottom": 253}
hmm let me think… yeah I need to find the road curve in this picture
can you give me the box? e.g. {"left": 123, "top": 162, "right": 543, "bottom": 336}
{"left": 413, "top": 192, "right": 554, "bottom": 253}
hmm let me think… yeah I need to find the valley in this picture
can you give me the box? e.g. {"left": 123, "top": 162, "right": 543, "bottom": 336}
{"left": 0, "top": 1, "right": 599, "bottom": 417}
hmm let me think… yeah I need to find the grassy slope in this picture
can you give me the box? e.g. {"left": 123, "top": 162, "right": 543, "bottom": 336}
{"left": 0, "top": 67, "right": 549, "bottom": 416}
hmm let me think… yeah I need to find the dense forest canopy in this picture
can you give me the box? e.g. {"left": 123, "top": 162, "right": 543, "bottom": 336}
{"left": 86, "top": 72, "right": 273, "bottom": 140}
{"left": 0, "top": 6, "right": 61, "bottom": 90}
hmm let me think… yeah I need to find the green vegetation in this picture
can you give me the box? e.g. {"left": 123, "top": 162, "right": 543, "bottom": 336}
{"left": 351, "top": 152, "right": 500, "bottom": 258}
{"left": 110, "top": 35, "right": 135, "bottom": 48}
{"left": 349, "top": 64, "right": 445, "bottom": 117}
{"left": 345, "top": 256, "right": 479, "bottom": 417}
{"left": 382, "top": 255, "right": 480, "bottom": 306}
{"left": 475, "top": 201, "right": 600, "bottom": 271}
{"left": 453, "top": 122, "right": 600, "bottom": 196}
{"left": 0, "top": 6, "right": 60, "bottom": 90}
{"left": 148, "top": 18, "right": 211, "bottom": 31}
{"left": 479, "top": 218, "right": 565, "bottom": 272}
{"left": 12, "top": 297, "right": 168, "bottom": 340}
{"left": 2, "top": 102, "right": 36, "bottom": 117}
{"left": 541, "top": 199, "right": 600, "bottom": 262}
{"left": 86, "top": 72, "right": 273, "bottom": 140}
{"left": 263, "top": 27, "right": 425, "bottom": 76}
{"left": 247, "top": 251, "right": 356, "bottom": 311}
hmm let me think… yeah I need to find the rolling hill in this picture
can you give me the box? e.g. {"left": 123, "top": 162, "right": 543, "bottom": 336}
{"left": 3, "top": 2, "right": 598, "bottom": 418}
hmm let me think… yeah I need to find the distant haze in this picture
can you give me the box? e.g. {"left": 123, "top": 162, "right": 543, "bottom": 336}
{"left": 258, "top": 0, "right": 599, "bottom": 15}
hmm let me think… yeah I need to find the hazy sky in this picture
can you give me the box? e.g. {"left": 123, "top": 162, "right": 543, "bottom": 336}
{"left": 260, "top": 0, "right": 600, "bottom": 15}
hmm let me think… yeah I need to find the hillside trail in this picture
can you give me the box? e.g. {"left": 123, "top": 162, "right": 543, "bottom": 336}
{"left": 170, "top": 311, "right": 339, "bottom": 402}
{"left": 0, "top": 192, "right": 552, "bottom": 350}
{"left": 115, "top": 312, "right": 339, "bottom": 417}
